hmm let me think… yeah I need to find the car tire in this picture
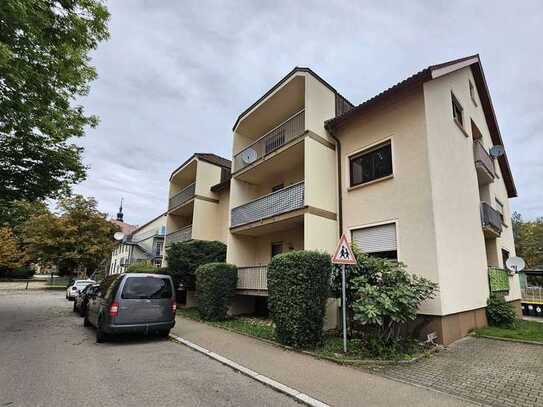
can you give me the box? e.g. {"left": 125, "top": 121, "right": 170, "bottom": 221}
{"left": 96, "top": 318, "right": 107, "bottom": 343}
{"left": 159, "top": 329, "right": 171, "bottom": 339}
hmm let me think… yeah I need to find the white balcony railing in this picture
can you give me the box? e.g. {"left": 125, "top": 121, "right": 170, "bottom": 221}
{"left": 166, "top": 225, "right": 192, "bottom": 246}
{"left": 168, "top": 183, "right": 195, "bottom": 210}
{"left": 233, "top": 110, "right": 305, "bottom": 173}
{"left": 522, "top": 287, "right": 543, "bottom": 303}
{"left": 231, "top": 182, "right": 304, "bottom": 227}
{"left": 237, "top": 265, "right": 268, "bottom": 290}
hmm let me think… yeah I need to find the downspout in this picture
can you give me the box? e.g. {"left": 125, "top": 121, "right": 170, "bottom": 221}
{"left": 328, "top": 126, "right": 343, "bottom": 238}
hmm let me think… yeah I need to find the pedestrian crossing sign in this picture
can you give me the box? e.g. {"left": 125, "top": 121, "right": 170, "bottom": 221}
{"left": 331, "top": 232, "right": 357, "bottom": 265}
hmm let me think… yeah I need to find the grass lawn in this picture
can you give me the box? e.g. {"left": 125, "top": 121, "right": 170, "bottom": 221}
{"left": 177, "top": 307, "right": 426, "bottom": 361}
{"left": 475, "top": 319, "right": 543, "bottom": 343}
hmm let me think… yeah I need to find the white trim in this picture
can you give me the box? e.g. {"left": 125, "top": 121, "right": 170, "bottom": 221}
{"left": 344, "top": 136, "right": 395, "bottom": 189}
{"left": 430, "top": 56, "right": 479, "bottom": 79}
{"left": 348, "top": 219, "right": 400, "bottom": 259}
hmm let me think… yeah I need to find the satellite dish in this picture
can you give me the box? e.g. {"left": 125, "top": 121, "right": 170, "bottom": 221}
{"left": 489, "top": 145, "right": 505, "bottom": 158}
{"left": 506, "top": 256, "right": 525, "bottom": 274}
{"left": 240, "top": 148, "right": 257, "bottom": 164}
{"left": 113, "top": 232, "right": 125, "bottom": 241}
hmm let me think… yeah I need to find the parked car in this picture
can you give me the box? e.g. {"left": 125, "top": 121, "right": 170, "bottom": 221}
{"left": 66, "top": 279, "right": 95, "bottom": 301}
{"left": 84, "top": 273, "right": 176, "bottom": 343}
{"left": 73, "top": 283, "right": 100, "bottom": 316}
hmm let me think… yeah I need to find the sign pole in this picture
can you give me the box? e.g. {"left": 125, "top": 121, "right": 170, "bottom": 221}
{"left": 341, "top": 264, "right": 347, "bottom": 353}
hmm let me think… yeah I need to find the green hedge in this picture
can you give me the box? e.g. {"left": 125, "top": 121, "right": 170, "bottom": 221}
{"left": 167, "top": 240, "right": 226, "bottom": 290}
{"left": 486, "top": 293, "right": 517, "bottom": 327}
{"left": 267, "top": 250, "right": 331, "bottom": 348}
{"left": 125, "top": 262, "right": 159, "bottom": 274}
{"left": 195, "top": 263, "right": 237, "bottom": 321}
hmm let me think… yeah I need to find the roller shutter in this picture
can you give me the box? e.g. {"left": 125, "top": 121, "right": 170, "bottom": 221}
{"left": 351, "top": 223, "right": 397, "bottom": 253}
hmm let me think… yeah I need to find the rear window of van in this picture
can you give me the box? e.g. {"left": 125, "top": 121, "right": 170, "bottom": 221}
{"left": 121, "top": 277, "right": 172, "bottom": 300}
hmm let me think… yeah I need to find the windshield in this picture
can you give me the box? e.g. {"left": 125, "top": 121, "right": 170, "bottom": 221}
{"left": 121, "top": 277, "right": 172, "bottom": 300}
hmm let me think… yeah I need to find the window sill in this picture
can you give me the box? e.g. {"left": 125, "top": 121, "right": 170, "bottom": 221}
{"left": 348, "top": 175, "right": 393, "bottom": 192}
{"left": 454, "top": 119, "right": 470, "bottom": 138}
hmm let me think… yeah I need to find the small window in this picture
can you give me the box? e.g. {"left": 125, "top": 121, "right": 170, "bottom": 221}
{"left": 271, "top": 242, "right": 283, "bottom": 258}
{"left": 452, "top": 93, "right": 464, "bottom": 127}
{"left": 501, "top": 249, "right": 510, "bottom": 268}
{"left": 495, "top": 199, "right": 505, "bottom": 225}
{"left": 349, "top": 142, "right": 393, "bottom": 187}
{"left": 469, "top": 81, "right": 477, "bottom": 106}
{"left": 271, "top": 184, "right": 284, "bottom": 193}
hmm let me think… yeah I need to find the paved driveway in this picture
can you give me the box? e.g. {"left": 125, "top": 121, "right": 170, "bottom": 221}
{"left": 382, "top": 336, "right": 543, "bottom": 407}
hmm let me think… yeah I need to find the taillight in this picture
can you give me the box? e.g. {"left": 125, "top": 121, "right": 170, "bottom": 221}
{"left": 109, "top": 302, "right": 119, "bottom": 317}
{"left": 172, "top": 301, "right": 177, "bottom": 313}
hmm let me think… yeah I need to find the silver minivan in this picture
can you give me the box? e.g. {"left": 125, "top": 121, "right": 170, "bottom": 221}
{"left": 84, "top": 273, "right": 176, "bottom": 343}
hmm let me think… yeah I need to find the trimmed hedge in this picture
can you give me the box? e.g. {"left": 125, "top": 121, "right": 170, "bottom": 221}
{"left": 167, "top": 240, "right": 226, "bottom": 290}
{"left": 267, "top": 250, "right": 331, "bottom": 348}
{"left": 196, "top": 262, "right": 237, "bottom": 321}
{"left": 125, "top": 262, "right": 159, "bottom": 274}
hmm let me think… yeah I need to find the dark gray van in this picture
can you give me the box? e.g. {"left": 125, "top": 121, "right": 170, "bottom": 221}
{"left": 84, "top": 273, "right": 176, "bottom": 343}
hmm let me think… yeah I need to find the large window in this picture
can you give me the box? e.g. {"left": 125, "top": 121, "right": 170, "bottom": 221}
{"left": 349, "top": 141, "right": 392, "bottom": 187}
{"left": 452, "top": 93, "right": 464, "bottom": 127}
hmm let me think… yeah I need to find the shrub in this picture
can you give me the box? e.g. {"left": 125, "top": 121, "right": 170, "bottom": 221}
{"left": 167, "top": 240, "right": 226, "bottom": 290}
{"left": 486, "top": 293, "right": 517, "bottom": 327}
{"left": 331, "top": 245, "right": 438, "bottom": 342}
{"left": 125, "top": 262, "right": 159, "bottom": 274}
{"left": 0, "top": 267, "right": 34, "bottom": 279}
{"left": 195, "top": 263, "right": 237, "bottom": 321}
{"left": 267, "top": 250, "right": 331, "bottom": 348}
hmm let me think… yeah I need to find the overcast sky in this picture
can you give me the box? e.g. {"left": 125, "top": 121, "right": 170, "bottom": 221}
{"left": 74, "top": 0, "right": 543, "bottom": 225}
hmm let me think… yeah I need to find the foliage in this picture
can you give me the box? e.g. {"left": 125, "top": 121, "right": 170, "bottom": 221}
{"left": 166, "top": 240, "right": 226, "bottom": 290}
{"left": 0, "top": 226, "right": 25, "bottom": 273}
{"left": 267, "top": 250, "right": 331, "bottom": 348}
{"left": 195, "top": 263, "right": 237, "bottom": 321}
{"left": 21, "top": 195, "right": 118, "bottom": 276}
{"left": 475, "top": 319, "right": 543, "bottom": 343}
{"left": 0, "top": 0, "right": 110, "bottom": 214}
{"left": 0, "top": 266, "right": 34, "bottom": 280}
{"left": 125, "top": 262, "right": 160, "bottom": 274}
{"left": 512, "top": 212, "right": 543, "bottom": 269}
{"left": 486, "top": 293, "right": 517, "bottom": 327}
{"left": 331, "top": 245, "right": 438, "bottom": 342}
{"left": 488, "top": 267, "right": 510, "bottom": 293}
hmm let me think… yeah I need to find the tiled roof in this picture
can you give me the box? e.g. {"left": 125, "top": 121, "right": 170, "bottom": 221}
{"left": 110, "top": 219, "right": 138, "bottom": 236}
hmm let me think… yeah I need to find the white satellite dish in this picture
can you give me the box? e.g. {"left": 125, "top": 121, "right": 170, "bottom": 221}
{"left": 240, "top": 148, "right": 257, "bottom": 164}
{"left": 506, "top": 256, "right": 525, "bottom": 274}
{"left": 113, "top": 232, "right": 125, "bottom": 241}
{"left": 489, "top": 145, "right": 505, "bottom": 158}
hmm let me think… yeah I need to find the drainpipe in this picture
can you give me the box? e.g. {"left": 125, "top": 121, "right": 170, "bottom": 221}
{"left": 328, "top": 127, "right": 343, "bottom": 238}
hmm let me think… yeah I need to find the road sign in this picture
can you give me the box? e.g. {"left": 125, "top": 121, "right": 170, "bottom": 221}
{"left": 331, "top": 232, "right": 357, "bottom": 265}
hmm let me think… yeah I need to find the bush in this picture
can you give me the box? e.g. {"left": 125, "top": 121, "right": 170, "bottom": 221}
{"left": 268, "top": 250, "right": 331, "bottom": 348}
{"left": 125, "top": 262, "right": 159, "bottom": 274}
{"left": 0, "top": 267, "right": 34, "bottom": 279}
{"left": 167, "top": 240, "right": 226, "bottom": 290}
{"left": 486, "top": 293, "right": 517, "bottom": 327}
{"left": 195, "top": 263, "right": 237, "bottom": 321}
{"left": 331, "top": 245, "right": 438, "bottom": 342}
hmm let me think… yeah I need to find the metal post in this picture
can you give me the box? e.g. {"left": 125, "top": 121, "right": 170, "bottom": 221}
{"left": 341, "top": 264, "right": 347, "bottom": 353}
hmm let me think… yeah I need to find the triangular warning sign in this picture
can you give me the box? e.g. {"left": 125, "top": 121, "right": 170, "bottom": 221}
{"left": 331, "top": 232, "right": 357, "bottom": 265}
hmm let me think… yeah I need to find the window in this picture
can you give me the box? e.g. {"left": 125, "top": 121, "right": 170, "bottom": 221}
{"left": 351, "top": 223, "right": 398, "bottom": 260}
{"left": 452, "top": 93, "right": 464, "bottom": 127}
{"left": 121, "top": 277, "right": 173, "bottom": 299}
{"left": 495, "top": 199, "right": 505, "bottom": 225}
{"left": 349, "top": 141, "right": 393, "bottom": 187}
{"left": 502, "top": 249, "right": 510, "bottom": 268}
{"left": 271, "top": 242, "right": 283, "bottom": 258}
{"left": 469, "top": 81, "right": 477, "bottom": 106}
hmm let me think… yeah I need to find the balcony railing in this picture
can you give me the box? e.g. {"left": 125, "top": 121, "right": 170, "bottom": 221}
{"left": 237, "top": 265, "right": 268, "bottom": 290}
{"left": 165, "top": 225, "right": 192, "bottom": 246}
{"left": 132, "top": 228, "right": 160, "bottom": 243}
{"left": 168, "top": 183, "right": 195, "bottom": 210}
{"left": 522, "top": 287, "right": 543, "bottom": 303}
{"left": 473, "top": 141, "right": 495, "bottom": 184}
{"left": 231, "top": 182, "right": 304, "bottom": 228}
{"left": 481, "top": 202, "right": 502, "bottom": 237}
{"left": 233, "top": 110, "right": 305, "bottom": 173}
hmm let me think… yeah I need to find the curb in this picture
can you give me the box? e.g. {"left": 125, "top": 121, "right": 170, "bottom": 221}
{"left": 472, "top": 333, "right": 543, "bottom": 346}
{"left": 169, "top": 333, "right": 330, "bottom": 407}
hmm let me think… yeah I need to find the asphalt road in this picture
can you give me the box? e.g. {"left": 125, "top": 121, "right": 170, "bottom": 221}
{"left": 0, "top": 290, "right": 298, "bottom": 407}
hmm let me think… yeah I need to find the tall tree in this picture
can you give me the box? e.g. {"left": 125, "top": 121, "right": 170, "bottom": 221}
{"left": 513, "top": 212, "right": 543, "bottom": 269}
{"left": 0, "top": 0, "right": 109, "bottom": 216}
{"left": 0, "top": 226, "right": 25, "bottom": 273}
{"left": 21, "top": 195, "right": 118, "bottom": 276}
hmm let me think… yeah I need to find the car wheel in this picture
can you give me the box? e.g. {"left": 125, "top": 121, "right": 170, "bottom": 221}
{"left": 159, "top": 329, "right": 171, "bottom": 339}
{"left": 96, "top": 319, "right": 107, "bottom": 343}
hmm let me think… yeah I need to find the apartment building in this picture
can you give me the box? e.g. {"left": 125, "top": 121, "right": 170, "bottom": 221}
{"left": 162, "top": 153, "right": 231, "bottom": 261}
{"left": 224, "top": 55, "right": 521, "bottom": 344}
{"left": 109, "top": 212, "right": 166, "bottom": 275}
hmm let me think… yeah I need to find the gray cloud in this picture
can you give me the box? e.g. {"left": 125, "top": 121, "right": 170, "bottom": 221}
{"left": 74, "top": 0, "right": 543, "bottom": 224}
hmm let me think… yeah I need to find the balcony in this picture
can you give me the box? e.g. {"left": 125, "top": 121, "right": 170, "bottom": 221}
{"left": 231, "top": 182, "right": 304, "bottom": 229}
{"left": 237, "top": 265, "right": 268, "bottom": 292}
{"left": 473, "top": 141, "right": 495, "bottom": 186}
{"left": 481, "top": 202, "right": 502, "bottom": 238}
{"left": 522, "top": 287, "right": 543, "bottom": 303}
{"left": 165, "top": 225, "right": 192, "bottom": 246}
{"left": 168, "top": 183, "right": 195, "bottom": 211}
{"left": 233, "top": 110, "right": 305, "bottom": 173}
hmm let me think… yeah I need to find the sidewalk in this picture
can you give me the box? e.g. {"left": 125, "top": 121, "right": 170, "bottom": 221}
{"left": 172, "top": 316, "right": 476, "bottom": 407}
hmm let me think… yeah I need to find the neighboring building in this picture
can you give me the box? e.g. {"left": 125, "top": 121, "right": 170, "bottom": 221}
{"left": 223, "top": 55, "right": 521, "bottom": 344}
{"left": 162, "top": 153, "right": 231, "bottom": 263}
{"left": 109, "top": 202, "right": 138, "bottom": 275}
